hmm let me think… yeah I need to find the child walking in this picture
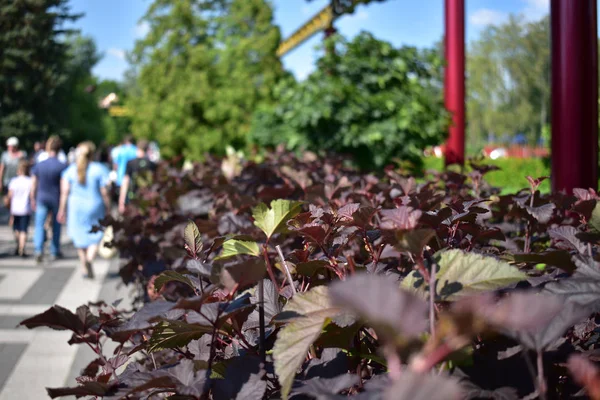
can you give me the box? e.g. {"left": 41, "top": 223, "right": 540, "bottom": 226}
{"left": 7, "top": 160, "right": 32, "bottom": 257}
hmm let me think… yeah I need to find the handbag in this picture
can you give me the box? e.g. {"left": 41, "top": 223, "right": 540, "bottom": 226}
{"left": 98, "top": 225, "right": 118, "bottom": 259}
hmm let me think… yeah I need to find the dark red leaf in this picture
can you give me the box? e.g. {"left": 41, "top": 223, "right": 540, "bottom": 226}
{"left": 19, "top": 305, "right": 85, "bottom": 334}
{"left": 47, "top": 382, "right": 118, "bottom": 399}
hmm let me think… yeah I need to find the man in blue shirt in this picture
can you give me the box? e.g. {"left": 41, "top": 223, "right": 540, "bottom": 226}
{"left": 111, "top": 135, "right": 138, "bottom": 195}
{"left": 30, "top": 135, "right": 68, "bottom": 263}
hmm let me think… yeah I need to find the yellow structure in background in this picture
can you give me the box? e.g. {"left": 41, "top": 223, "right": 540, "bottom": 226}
{"left": 276, "top": 4, "right": 334, "bottom": 57}
{"left": 108, "top": 106, "right": 130, "bottom": 117}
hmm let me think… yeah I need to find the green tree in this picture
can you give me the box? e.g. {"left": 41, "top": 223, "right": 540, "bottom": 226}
{"left": 250, "top": 32, "right": 449, "bottom": 170}
{"left": 129, "top": 0, "right": 284, "bottom": 160}
{"left": 0, "top": 0, "right": 80, "bottom": 145}
{"left": 467, "top": 15, "right": 550, "bottom": 148}
{"left": 55, "top": 34, "right": 107, "bottom": 147}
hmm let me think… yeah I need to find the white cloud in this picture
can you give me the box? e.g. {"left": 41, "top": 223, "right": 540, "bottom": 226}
{"left": 134, "top": 21, "right": 150, "bottom": 38}
{"left": 522, "top": 0, "right": 549, "bottom": 21}
{"left": 107, "top": 48, "right": 126, "bottom": 61}
{"left": 469, "top": 8, "right": 508, "bottom": 26}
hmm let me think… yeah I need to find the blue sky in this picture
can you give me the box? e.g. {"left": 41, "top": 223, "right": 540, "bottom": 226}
{"left": 69, "top": 0, "right": 550, "bottom": 82}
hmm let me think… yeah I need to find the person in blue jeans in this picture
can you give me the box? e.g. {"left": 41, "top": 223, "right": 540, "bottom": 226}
{"left": 30, "top": 136, "right": 67, "bottom": 263}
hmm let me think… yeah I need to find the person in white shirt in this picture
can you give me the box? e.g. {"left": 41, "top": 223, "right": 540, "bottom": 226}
{"left": 6, "top": 160, "right": 33, "bottom": 257}
{"left": 36, "top": 149, "right": 67, "bottom": 164}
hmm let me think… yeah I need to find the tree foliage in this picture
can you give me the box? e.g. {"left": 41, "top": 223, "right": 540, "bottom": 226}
{"left": 56, "top": 34, "right": 107, "bottom": 146}
{"left": 129, "top": 0, "right": 284, "bottom": 160}
{"left": 249, "top": 32, "right": 449, "bottom": 170}
{"left": 0, "top": 0, "right": 109, "bottom": 147}
{"left": 467, "top": 15, "right": 550, "bottom": 148}
{"left": 0, "top": 0, "right": 80, "bottom": 144}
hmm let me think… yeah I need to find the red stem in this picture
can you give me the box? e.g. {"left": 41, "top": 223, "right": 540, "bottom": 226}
{"left": 262, "top": 244, "right": 280, "bottom": 292}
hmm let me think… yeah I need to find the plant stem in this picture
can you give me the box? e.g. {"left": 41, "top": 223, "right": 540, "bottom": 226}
{"left": 258, "top": 279, "right": 266, "bottom": 364}
{"left": 276, "top": 245, "right": 296, "bottom": 295}
{"left": 537, "top": 351, "right": 547, "bottom": 400}
{"left": 207, "top": 309, "right": 223, "bottom": 375}
{"left": 524, "top": 192, "right": 535, "bottom": 253}
{"left": 383, "top": 344, "right": 402, "bottom": 381}
{"left": 522, "top": 351, "right": 545, "bottom": 400}
{"left": 429, "top": 260, "right": 437, "bottom": 339}
{"left": 262, "top": 244, "right": 280, "bottom": 292}
{"left": 409, "top": 342, "right": 453, "bottom": 373}
{"left": 415, "top": 257, "right": 431, "bottom": 282}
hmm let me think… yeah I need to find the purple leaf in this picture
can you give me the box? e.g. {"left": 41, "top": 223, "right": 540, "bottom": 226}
{"left": 515, "top": 301, "right": 595, "bottom": 350}
{"left": 384, "top": 371, "right": 463, "bottom": 400}
{"left": 524, "top": 203, "right": 555, "bottom": 224}
{"left": 19, "top": 305, "right": 86, "bottom": 334}
{"left": 168, "top": 359, "right": 209, "bottom": 397}
{"left": 46, "top": 382, "right": 118, "bottom": 399}
{"left": 217, "top": 258, "right": 266, "bottom": 291}
{"left": 213, "top": 356, "right": 266, "bottom": 400}
{"left": 380, "top": 206, "right": 422, "bottom": 230}
{"left": 573, "top": 188, "right": 598, "bottom": 201}
{"left": 453, "top": 292, "right": 563, "bottom": 333}
{"left": 337, "top": 203, "right": 361, "bottom": 220}
{"left": 548, "top": 226, "right": 587, "bottom": 254}
{"left": 329, "top": 274, "right": 428, "bottom": 338}
{"left": 293, "top": 373, "right": 359, "bottom": 398}
{"left": 116, "top": 301, "right": 175, "bottom": 332}
{"left": 349, "top": 206, "right": 378, "bottom": 229}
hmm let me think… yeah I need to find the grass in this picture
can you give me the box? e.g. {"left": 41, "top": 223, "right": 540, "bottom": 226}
{"left": 420, "top": 157, "right": 551, "bottom": 195}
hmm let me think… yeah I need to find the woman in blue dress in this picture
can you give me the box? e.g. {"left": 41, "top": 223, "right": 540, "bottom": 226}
{"left": 57, "top": 142, "right": 110, "bottom": 279}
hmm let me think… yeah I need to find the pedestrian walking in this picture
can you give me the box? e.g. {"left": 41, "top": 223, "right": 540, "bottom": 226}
{"left": 31, "top": 141, "right": 45, "bottom": 165}
{"left": 110, "top": 135, "right": 137, "bottom": 202}
{"left": 118, "top": 139, "right": 157, "bottom": 214}
{"left": 31, "top": 136, "right": 68, "bottom": 263}
{"left": 57, "top": 142, "right": 110, "bottom": 279}
{"left": 35, "top": 147, "right": 67, "bottom": 164}
{"left": 0, "top": 137, "right": 27, "bottom": 195}
{"left": 5, "top": 160, "right": 32, "bottom": 257}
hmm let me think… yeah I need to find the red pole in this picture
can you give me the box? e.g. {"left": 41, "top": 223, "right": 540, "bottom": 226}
{"left": 550, "top": 0, "right": 598, "bottom": 193}
{"left": 444, "top": 0, "right": 465, "bottom": 166}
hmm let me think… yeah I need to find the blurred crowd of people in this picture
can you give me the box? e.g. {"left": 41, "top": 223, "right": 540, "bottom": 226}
{"left": 0, "top": 135, "right": 158, "bottom": 279}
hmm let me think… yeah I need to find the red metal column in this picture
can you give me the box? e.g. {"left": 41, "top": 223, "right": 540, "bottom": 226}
{"left": 550, "top": 0, "right": 598, "bottom": 193}
{"left": 444, "top": 0, "right": 465, "bottom": 166}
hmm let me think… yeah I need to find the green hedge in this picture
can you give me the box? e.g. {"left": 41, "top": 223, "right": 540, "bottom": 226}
{"left": 421, "top": 157, "right": 551, "bottom": 194}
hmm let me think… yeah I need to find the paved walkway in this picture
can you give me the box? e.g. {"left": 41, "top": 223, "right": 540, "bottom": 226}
{"left": 0, "top": 209, "right": 130, "bottom": 399}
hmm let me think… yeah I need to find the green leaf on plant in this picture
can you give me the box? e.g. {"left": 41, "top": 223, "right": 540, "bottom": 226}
{"left": 184, "top": 220, "right": 202, "bottom": 256}
{"left": 433, "top": 249, "right": 527, "bottom": 301}
{"left": 148, "top": 321, "right": 213, "bottom": 353}
{"left": 535, "top": 263, "right": 547, "bottom": 271}
{"left": 154, "top": 270, "right": 196, "bottom": 292}
{"left": 215, "top": 239, "right": 261, "bottom": 260}
{"left": 252, "top": 199, "right": 303, "bottom": 240}
{"left": 590, "top": 201, "right": 600, "bottom": 233}
{"left": 273, "top": 286, "right": 340, "bottom": 400}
